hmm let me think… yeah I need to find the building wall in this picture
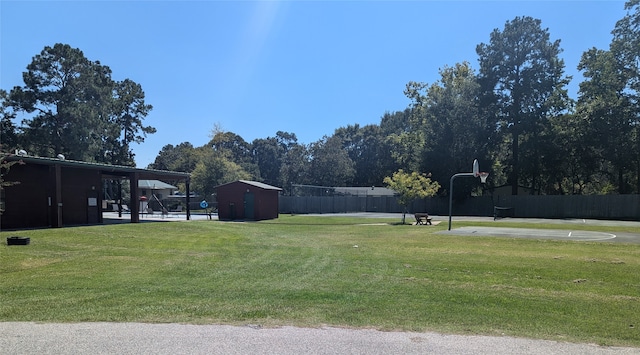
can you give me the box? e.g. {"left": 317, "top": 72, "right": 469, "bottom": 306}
{"left": 253, "top": 189, "right": 279, "bottom": 220}
{"left": 1, "top": 163, "right": 50, "bottom": 229}
{"left": 1, "top": 164, "right": 102, "bottom": 230}
{"left": 61, "top": 168, "right": 102, "bottom": 226}
{"left": 217, "top": 182, "right": 246, "bottom": 220}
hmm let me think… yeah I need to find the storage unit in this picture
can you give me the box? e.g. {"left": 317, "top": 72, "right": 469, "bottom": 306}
{"left": 215, "top": 180, "right": 282, "bottom": 221}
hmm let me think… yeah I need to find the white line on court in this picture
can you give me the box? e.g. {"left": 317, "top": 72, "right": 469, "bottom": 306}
{"left": 447, "top": 227, "right": 617, "bottom": 242}
{"left": 575, "top": 232, "right": 617, "bottom": 241}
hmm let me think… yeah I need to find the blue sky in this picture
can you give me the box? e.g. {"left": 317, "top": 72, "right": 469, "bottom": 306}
{"left": 1, "top": 1, "right": 628, "bottom": 168}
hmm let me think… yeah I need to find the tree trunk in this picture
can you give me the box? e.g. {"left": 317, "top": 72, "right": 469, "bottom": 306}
{"left": 618, "top": 168, "right": 624, "bottom": 194}
{"left": 637, "top": 159, "right": 640, "bottom": 194}
{"left": 512, "top": 130, "right": 519, "bottom": 195}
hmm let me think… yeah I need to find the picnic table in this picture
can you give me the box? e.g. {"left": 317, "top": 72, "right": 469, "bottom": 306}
{"left": 414, "top": 213, "right": 432, "bottom": 225}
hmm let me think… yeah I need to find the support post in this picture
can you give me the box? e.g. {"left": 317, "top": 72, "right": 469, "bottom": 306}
{"left": 185, "top": 176, "right": 191, "bottom": 221}
{"left": 129, "top": 172, "right": 140, "bottom": 223}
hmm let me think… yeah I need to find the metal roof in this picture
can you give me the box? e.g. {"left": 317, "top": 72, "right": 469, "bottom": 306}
{"left": 215, "top": 180, "right": 282, "bottom": 191}
{"left": 139, "top": 180, "right": 178, "bottom": 190}
{"left": 3, "top": 154, "right": 190, "bottom": 179}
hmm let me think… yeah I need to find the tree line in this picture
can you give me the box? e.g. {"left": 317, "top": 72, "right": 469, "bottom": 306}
{"left": 2, "top": 1, "right": 639, "bottom": 198}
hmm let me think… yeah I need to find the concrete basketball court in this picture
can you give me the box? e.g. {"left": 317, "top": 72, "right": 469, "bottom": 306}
{"left": 305, "top": 213, "right": 640, "bottom": 244}
{"left": 441, "top": 225, "right": 637, "bottom": 242}
{"left": 437, "top": 216, "right": 640, "bottom": 244}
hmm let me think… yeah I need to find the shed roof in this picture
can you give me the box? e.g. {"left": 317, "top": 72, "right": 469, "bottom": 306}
{"left": 215, "top": 180, "right": 282, "bottom": 191}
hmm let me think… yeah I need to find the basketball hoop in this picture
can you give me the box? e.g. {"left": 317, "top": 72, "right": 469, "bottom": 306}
{"left": 478, "top": 172, "right": 489, "bottom": 184}
{"left": 449, "top": 159, "right": 489, "bottom": 231}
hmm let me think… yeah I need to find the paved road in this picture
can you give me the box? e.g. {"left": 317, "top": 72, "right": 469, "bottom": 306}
{"left": 1, "top": 322, "right": 638, "bottom": 355}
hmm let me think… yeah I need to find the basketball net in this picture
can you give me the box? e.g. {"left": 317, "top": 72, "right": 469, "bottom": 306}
{"left": 477, "top": 172, "right": 489, "bottom": 184}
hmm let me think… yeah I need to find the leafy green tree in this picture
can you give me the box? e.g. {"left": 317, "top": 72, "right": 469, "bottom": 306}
{"left": 612, "top": 0, "right": 640, "bottom": 95}
{"left": 476, "top": 17, "right": 571, "bottom": 195}
{"left": 251, "top": 131, "right": 307, "bottom": 192}
{"left": 576, "top": 0, "right": 640, "bottom": 194}
{"left": 578, "top": 50, "right": 635, "bottom": 193}
{"left": 279, "top": 139, "right": 310, "bottom": 192}
{"left": 378, "top": 110, "right": 410, "bottom": 179}
{"left": 251, "top": 136, "right": 284, "bottom": 187}
{"left": 10, "top": 44, "right": 111, "bottom": 160}
{"left": 387, "top": 82, "right": 430, "bottom": 172}
{"left": 536, "top": 113, "right": 596, "bottom": 194}
{"left": 333, "top": 124, "right": 390, "bottom": 186}
{"left": 308, "top": 135, "right": 355, "bottom": 187}
{"left": 0, "top": 90, "right": 19, "bottom": 151}
{"left": 0, "top": 152, "right": 22, "bottom": 215}
{"left": 104, "top": 79, "right": 155, "bottom": 166}
{"left": 208, "top": 129, "right": 258, "bottom": 177}
{"left": 147, "top": 142, "right": 202, "bottom": 172}
{"left": 379, "top": 109, "right": 412, "bottom": 137}
{"left": 611, "top": 0, "right": 640, "bottom": 192}
{"left": 7, "top": 43, "right": 155, "bottom": 165}
{"left": 208, "top": 130, "right": 251, "bottom": 162}
{"left": 419, "top": 62, "right": 490, "bottom": 195}
{"left": 190, "top": 152, "right": 251, "bottom": 198}
{"left": 383, "top": 169, "right": 441, "bottom": 224}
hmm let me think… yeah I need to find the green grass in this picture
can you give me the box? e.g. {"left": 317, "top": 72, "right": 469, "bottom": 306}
{"left": 2, "top": 215, "right": 639, "bottom": 347}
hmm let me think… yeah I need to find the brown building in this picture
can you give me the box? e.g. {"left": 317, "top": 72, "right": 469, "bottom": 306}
{"left": 215, "top": 180, "right": 282, "bottom": 221}
{"left": 1, "top": 154, "right": 190, "bottom": 230}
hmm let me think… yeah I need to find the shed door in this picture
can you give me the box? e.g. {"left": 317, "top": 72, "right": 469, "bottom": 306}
{"left": 244, "top": 192, "right": 255, "bottom": 220}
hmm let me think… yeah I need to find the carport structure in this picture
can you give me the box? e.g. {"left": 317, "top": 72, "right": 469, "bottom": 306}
{"left": 1, "top": 154, "right": 190, "bottom": 229}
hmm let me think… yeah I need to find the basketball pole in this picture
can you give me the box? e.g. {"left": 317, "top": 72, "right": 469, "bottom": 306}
{"left": 448, "top": 172, "right": 476, "bottom": 231}
{"left": 448, "top": 159, "right": 487, "bottom": 231}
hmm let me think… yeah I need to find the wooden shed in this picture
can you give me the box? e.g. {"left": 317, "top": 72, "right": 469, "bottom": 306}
{"left": 1, "top": 154, "right": 190, "bottom": 230}
{"left": 215, "top": 180, "right": 282, "bottom": 221}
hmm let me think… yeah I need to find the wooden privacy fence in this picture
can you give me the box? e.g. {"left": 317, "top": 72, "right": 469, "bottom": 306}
{"left": 279, "top": 194, "right": 640, "bottom": 220}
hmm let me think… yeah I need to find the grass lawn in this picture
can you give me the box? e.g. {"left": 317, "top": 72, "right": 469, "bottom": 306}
{"left": 1, "top": 215, "right": 639, "bottom": 347}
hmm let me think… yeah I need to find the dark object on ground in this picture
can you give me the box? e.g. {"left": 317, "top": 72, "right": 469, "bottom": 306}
{"left": 414, "top": 213, "right": 432, "bottom": 225}
{"left": 494, "top": 206, "right": 513, "bottom": 220}
{"left": 7, "top": 236, "right": 30, "bottom": 245}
